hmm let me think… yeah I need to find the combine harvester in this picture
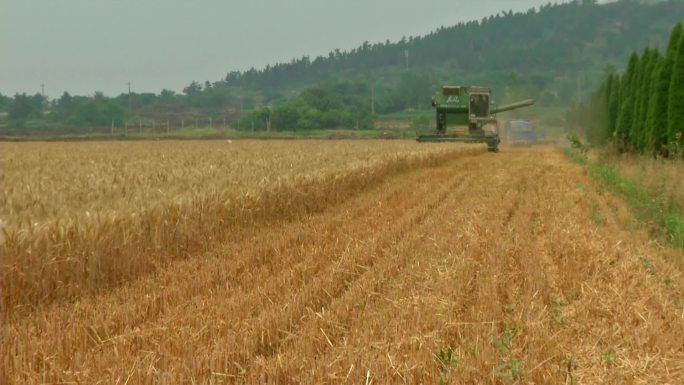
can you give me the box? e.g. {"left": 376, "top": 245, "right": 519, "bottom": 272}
{"left": 418, "top": 86, "right": 534, "bottom": 152}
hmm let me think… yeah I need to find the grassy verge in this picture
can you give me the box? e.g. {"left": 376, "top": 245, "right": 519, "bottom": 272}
{"left": 565, "top": 148, "right": 684, "bottom": 250}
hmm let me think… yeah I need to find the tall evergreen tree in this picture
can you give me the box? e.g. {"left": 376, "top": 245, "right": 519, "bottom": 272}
{"left": 668, "top": 29, "right": 684, "bottom": 155}
{"left": 668, "top": 23, "right": 683, "bottom": 54}
{"left": 629, "top": 50, "right": 647, "bottom": 151}
{"left": 646, "top": 23, "right": 682, "bottom": 156}
{"left": 585, "top": 79, "right": 611, "bottom": 146}
{"left": 615, "top": 53, "right": 639, "bottom": 151}
{"left": 602, "top": 74, "right": 615, "bottom": 145}
{"left": 607, "top": 73, "right": 620, "bottom": 137}
{"left": 645, "top": 51, "right": 664, "bottom": 154}
{"left": 635, "top": 49, "right": 658, "bottom": 152}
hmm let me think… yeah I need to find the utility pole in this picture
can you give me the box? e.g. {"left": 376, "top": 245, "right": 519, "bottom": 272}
{"left": 238, "top": 96, "right": 243, "bottom": 130}
{"left": 266, "top": 107, "right": 272, "bottom": 132}
{"left": 404, "top": 50, "right": 409, "bottom": 70}
{"left": 127, "top": 81, "right": 132, "bottom": 112}
{"left": 371, "top": 84, "right": 375, "bottom": 115}
{"left": 40, "top": 83, "right": 46, "bottom": 112}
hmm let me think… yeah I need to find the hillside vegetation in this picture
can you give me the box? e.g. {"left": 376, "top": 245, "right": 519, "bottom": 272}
{"left": 2, "top": 0, "right": 684, "bottom": 134}
{"left": 226, "top": 0, "right": 683, "bottom": 92}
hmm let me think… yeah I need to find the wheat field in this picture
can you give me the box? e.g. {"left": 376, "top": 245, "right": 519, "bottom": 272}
{"left": 1, "top": 140, "right": 475, "bottom": 312}
{"left": 1, "top": 141, "right": 683, "bottom": 384}
{"left": 2, "top": 140, "right": 469, "bottom": 227}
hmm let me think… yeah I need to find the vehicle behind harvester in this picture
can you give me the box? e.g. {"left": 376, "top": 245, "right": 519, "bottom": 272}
{"left": 417, "top": 86, "right": 534, "bottom": 152}
{"left": 505, "top": 119, "right": 545, "bottom": 146}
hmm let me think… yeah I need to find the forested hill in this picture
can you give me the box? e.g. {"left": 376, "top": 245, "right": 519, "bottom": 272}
{"left": 224, "top": 0, "right": 684, "bottom": 94}
{"left": 4, "top": 0, "right": 684, "bottom": 133}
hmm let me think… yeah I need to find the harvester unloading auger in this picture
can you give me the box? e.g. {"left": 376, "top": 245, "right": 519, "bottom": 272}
{"left": 417, "top": 86, "right": 534, "bottom": 152}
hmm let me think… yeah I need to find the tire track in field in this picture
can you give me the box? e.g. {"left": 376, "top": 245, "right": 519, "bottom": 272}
{"left": 241, "top": 152, "right": 482, "bottom": 373}
{"left": 244, "top": 153, "right": 482, "bottom": 382}
{"left": 164, "top": 155, "right": 481, "bottom": 377}
{"left": 281, "top": 152, "right": 546, "bottom": 383}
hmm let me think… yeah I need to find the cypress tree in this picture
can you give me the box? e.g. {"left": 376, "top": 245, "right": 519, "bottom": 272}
{"left": 635, "top": 49, "right": 658, "bottom": 153}
{"left": 651, "top": 58, "right": 674, "bottom": 156}
{"left": 645, "top": 51, "right": 664, "bottom": 154}
{"left": 587, "top": 79, "right": 610, "bottom": 146}
{"left": 607, "top": 73, "right": 620, "bottom": 137}
{"left": 630, "top": 50, "right": 647, "bottom": 151}
{"left": 615, "top": 53, "right": 639, "bottom": 151}
{"left": 668, "top": 23, "right": 683, "bottom": 55}
{"left": 668, "top": 31, "right": 684, "bottom": 156}
{"left": 644, "top": 23, "right": 681, "bottom": 157}
{"left": 601, "top": 75, "right": 614, "bottom": 145}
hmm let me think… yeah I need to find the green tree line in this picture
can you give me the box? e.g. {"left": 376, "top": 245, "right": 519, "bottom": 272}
{"left": 570, "top": 22, "right": 684, "bottom": 158}
{"left": 0, "top": 91, "right": 128, "bottom": 132}
{"left": 244, "top": 82, "right": 374, "bottom": 131}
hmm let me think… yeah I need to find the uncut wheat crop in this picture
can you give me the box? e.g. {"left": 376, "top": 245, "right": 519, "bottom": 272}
{"left": 0, "top": 140, "right": 477, "bottom": 314}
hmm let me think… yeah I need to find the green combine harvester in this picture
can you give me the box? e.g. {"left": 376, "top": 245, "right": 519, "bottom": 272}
{"left": 417, "top": 86, "right": 534, "bottom": 152}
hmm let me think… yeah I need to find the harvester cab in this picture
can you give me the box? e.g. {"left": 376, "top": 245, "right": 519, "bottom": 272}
{"left": 419, "top": 86, "right": 534, "bottom": 152}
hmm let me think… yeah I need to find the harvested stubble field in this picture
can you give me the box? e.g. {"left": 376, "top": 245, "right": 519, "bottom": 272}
{"left": 1, "top": 141, "right": 683, "bottom": 384}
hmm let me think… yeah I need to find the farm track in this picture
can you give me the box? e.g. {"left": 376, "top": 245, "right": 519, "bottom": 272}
{"left": 3, "top": 148, "right": 683, "bottom": 384}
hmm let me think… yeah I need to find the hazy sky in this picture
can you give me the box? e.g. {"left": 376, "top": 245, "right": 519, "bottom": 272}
{"left": 2, "top": 0, "right": 571, "bottom": 98}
